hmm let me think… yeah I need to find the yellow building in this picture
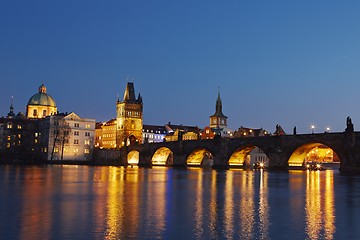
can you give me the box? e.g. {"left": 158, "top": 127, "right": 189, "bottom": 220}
{"left": 95, "top": 119, "right": 117, "bottom": 148}
{"left": 164, "top": 124, "right": 200, "bottom": 142}
{"left": 116, "top": 82, "right": 143, "bottom": 147}
{"left": 27, "top": 84, "right": 57, "bottom": 118}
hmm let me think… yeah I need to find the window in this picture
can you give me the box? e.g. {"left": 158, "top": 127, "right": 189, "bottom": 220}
{"left": 65, "top": 139, "right": 69, "bottom": 144}
{"left": 85, "top": 139, "right": 90, "bottom": 145}
{"left": 74, "top": 131, "right": 79, "bottom": 136}
{"left": 33, "top": 109, "right": 38, "bottom": 117}
{"left": 64, "top": 148, "right": 68, "bottom": 153}
{"left": 7, "top": 136, "right": 10, "bottom": 141}
{"left": 43, "top": 110, "right": 47, "bottom": 116}
{"left": 74, "top": 139, "right": 79, "bottom": 144}
{"left": 54, "top": 147, "right": 59, "bottom": 153}
{"left": 74, "top": 148, "right": 79, "bottom": 153}
{"left": 84, "top": 149, "right": 90, "bottom": 154}
{"left": 74, "top": 123, "right": 80, "bottom": 127}
{"left": 35, "top": 132, "right": 39, "bottom": 137}
{"left": 85, "top": 124, "right": 91, "bottom": 128}
{"left": 7, "top": 123, "right": 12, "bottom": 129}
{"left": 17, "top": 125, "right": 22, "bottom": 129}
{"left": 85, "top": 132, "right": 90, "bottom": 137}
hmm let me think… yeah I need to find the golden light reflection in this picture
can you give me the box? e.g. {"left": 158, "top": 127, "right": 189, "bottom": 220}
{"left": 127, "top": 150, "right": 139, "bottom": 165}
{"left": 194, "top": 169, "right": 204, "bottom": 239}
{"left": 258, "top": 170, "right": 269, "bottom": 239}
{"left": 305, "top": 170, "right": 335, "bottom": 239}
{"left": 224, "top": 170, "right": 234, "bottom": 238}
{"left": 239, "top": 171, "right": 255, "bottom": 239}
{"left": 151, "top": 147, "right": 173, "bottom": 166}
{"left": 228, "top": 146, "right": 254, "bottom": 167}
{"left": 187, "top": 149, "right": 213, "bottom": 167}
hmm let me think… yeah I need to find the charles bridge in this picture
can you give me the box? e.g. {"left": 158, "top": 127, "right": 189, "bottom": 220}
{"left": 95, "top": 129, "right": 360, "bottom": 175}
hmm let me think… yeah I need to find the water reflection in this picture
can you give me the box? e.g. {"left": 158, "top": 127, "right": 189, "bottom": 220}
{"left": 0, "top": 165, "right": 353, "bottom": 239}
{"left": 305, "top": 170, "right": 335, "bottom": 239}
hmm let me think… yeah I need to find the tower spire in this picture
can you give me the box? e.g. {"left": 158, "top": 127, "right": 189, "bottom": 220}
{"left": 7, "top": 96, "right": 15, "bottom": 118}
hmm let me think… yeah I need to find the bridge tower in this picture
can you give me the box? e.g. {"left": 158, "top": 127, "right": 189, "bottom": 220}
{"left": 116, "top": 82, "right": 143, "bottom": 147}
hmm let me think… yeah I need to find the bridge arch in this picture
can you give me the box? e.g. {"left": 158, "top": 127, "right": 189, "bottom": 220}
{"left": 186, "top": 148, "right": 214, "bottom": 167}
{"left": 127, "top": 150, "right": 139, "bottom": 165}
{"left": 228, "top": 145, "right": 269, "bottom": 168}
{"left": 151, "top": 147, "right": 174, "bottom": 166}
{"left": 288, "top": 142, "right": 340, "bottom": 167}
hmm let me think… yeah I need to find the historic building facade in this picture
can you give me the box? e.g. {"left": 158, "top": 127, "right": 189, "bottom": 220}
{"left": 116, "top": 82, "right": 143, "bottom": 147}
{"left": 95, "top": 119, "right": 117, "bottom": 148}
{"left": 39, "top": 112, "right": 95, "bottom": 161}
{"left": 26, "top": 84, "right": 57, "bottom": 118}
{"left": 143, "top": 125, "right": 167, "bottom": 143}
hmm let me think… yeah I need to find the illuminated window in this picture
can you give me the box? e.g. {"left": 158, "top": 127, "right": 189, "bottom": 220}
{"left": 43, "top": 110, "right": 47, "bottom": 116}
{"left": 7, "top": 143, "right": 10, "bottom": 148}
{"left": 84, "top": 140, "right": 90, "bottom": 145}
{"left": 17, "top": 125, "right": 22, "bottom": 129}
{"left": 74, "top": 139, "right": 79, "bottom": 144}
{"left": 33, "top": 109, "right": 38, "bottom": 117}
{"left": 74, "top": 149, "right": 79, "bottom": 153}
{"left": 54, "top": 148, "right": 59, "bottom": 153}
{"left": 85, "top": 124, "right": 90, "bottom": 128}
{"left": 64, "top": 148, "right": 68, "bottom": 153}
{"left": 7, "top": 123, "right": 12, "bottom": 129}
{"left": 84, "top": 149, "right": 90, "bottom": 154}
{"left": 35, "top": 132, "right": 38, "bottom": 137}
{"left": 34, "top": 139, "right": 38, "bottom": 143}
{"left": 7, "top": 136, "right": 10, "bottom": 141}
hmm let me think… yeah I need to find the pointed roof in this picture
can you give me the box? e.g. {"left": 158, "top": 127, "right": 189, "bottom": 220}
{"left": 7, "top": 96, "right": 15, "bottom": 118}
{"left": 210, "top": 88, "right": 227, "bottom": 118}
{"left": 123, "top": 82, "right": 136, "bottom": 102}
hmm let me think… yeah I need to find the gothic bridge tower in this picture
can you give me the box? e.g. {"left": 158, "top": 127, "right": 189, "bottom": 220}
{"left": 116, "top": 82, "right": 143, "bottom": 147}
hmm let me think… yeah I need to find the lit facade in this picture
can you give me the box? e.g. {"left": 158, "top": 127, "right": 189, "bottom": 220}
{"left": 95, "top": 119, "right": 117, "bottom": 148}
{"left": 164, "top": 123, "right": 200, "bottom": 142}
{"left": 143, "top": 125, "right": 167, "bottom": 143}
{"left": 233, "top": 126, "right": 269, "bottom": 138}
{"left": 116, "top": 82, "right": 143, "bottom": 147}
{"left": 39, "top": 112, "right": 95, "bottom": 161}
{"left": 27, "top": 84, "right": 57, "bottom": 118}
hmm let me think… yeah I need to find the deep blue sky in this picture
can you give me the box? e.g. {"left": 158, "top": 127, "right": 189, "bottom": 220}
{"left": 1, "top": 1, "right": 360, "bottom": 134}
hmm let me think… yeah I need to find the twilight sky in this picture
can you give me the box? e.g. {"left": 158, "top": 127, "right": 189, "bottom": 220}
{"left": 1, "top": 1, "right": 360, "bottom": 134}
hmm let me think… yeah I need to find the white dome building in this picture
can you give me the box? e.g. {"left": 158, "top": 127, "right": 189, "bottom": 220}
{"left": 26, "top": 84, "right": 57, "bottom": 118}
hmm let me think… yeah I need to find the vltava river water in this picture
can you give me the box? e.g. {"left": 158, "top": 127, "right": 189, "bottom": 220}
{"left": 0, "top": 165, "right": 360, "bottom": 239}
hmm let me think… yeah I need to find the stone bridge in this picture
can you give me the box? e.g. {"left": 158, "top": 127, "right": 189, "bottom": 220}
{"left": 117, "top": 131, "right": 360, "bottom": 174}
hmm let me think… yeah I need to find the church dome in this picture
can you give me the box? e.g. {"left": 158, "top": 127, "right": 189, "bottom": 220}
{"left": 27, "top": 84, "right": 56, "bottom": 107}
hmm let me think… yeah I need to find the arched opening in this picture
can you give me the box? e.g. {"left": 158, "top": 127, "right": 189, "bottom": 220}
{"left": 127, "top": 135, "right": 138, "bottom": 146}
{"left": 229, "top": 146, "right": 269, "bottom": 168}
{"left": 151, "top": 147, "right": 173, "bottom": 166}
{"left": 187, "top": 148, "right": 213, "bottom": 167}
{"left": 127, "top": 150, "right": 139, "bottom": 165}
{"left": 288, "top": 143, "right": 340, "bottom": 168}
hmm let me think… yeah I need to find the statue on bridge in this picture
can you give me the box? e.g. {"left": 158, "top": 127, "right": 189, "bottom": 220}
{"left": 293, "top": 126, "right": 297, "bottom": 135}
{"left": 345, "top": 116, "right": 354, "bottom": 132}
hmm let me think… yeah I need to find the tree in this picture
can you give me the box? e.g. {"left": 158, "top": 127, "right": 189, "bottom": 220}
{"left": 50, "top": 117, "right": 71, "bottom": 161}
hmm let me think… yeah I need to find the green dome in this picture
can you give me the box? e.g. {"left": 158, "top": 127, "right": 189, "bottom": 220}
{"left": 27, "top": 84, "right": 57, "bottom": 107}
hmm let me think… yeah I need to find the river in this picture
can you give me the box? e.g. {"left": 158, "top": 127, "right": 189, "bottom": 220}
{"left": 0, "top": 165, "right": 359, "bottom": 239}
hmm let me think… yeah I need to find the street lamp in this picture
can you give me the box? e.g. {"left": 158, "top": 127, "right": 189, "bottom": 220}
{"left": 311, "top": 125, "right": 315, "bottom": 134}
{"left": 326, "top": 127, "right": 330, "bottom": 133}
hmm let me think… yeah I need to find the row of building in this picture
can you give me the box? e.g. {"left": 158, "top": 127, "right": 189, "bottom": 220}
{"left": 1, "top": 82, "right": 284, "bottom": 164}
